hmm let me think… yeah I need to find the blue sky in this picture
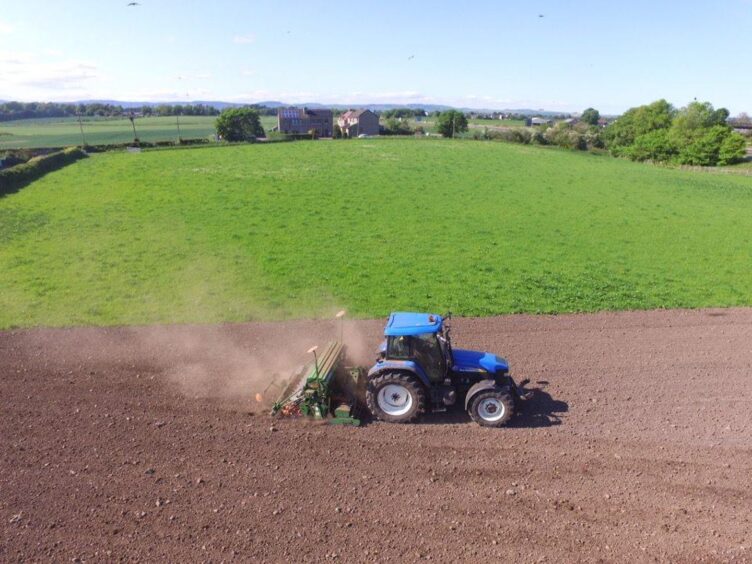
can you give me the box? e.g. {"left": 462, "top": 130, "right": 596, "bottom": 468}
{"left": 1, "top": 0, "right": 750, "bottom": 114}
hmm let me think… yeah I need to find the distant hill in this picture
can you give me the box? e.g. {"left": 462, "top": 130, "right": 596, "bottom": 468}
{"left": 1, "top": 98, "right": 569, "bottom": 116}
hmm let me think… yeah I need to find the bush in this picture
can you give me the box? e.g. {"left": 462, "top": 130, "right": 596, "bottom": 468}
{"left": 624, "top": 129, "right": 677, "bottom": 162}
{"left": 80, "top": 138, "right": 211, "bottom": 153}
{"left": 530, "top": 129, "right": 547, "bottom": 145}
{"left": 675, "top": 125, "right": 729, "bottom": 166}
{"left": 604, "top": 99, "right": 675, "bottom": 155}
{"left": 581, "top": 107, "right": 600, "bottom": 126}
{"left": 544, "top": 123, "right": 587, "bottom": 150}
{"left": 582, "top": 126, "right": 605, "bottom": 149}
{"left": 263, "top": 131, "right": 296, "bottom": 142}
{"left": 604, "top": 99, "right": 747, "bottom": 167}
{"left": 1, "top": 147, "right": 87, "bottom": 196}
{"left": 215, "top": 108, "right": 265, "bottom": 142}
{"left": 435, "top": 110, "right": 468, "bottom": 138}
{"left": 0, "top": 150, "right": 33, "bottom": 169}
{"left": 718, "top": 132, "right": 748, "bottom": 165}
{"left": 487, "top": 128, "right": 533, "bottom": 144}
{"left": 383, "top": 117, "right": 413, "bottom": 136}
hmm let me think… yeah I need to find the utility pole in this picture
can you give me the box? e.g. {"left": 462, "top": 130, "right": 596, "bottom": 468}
{"left": 128, "top": 112, "right": 138, "bottom": 143}
{"left": 452, "top": 114, "right": 456, "bottom": 139}
{"left": 77, "top": 112, "right": 87, "bottom": 146}
{"left": 176, "top": 113, "right": 182, "bottom": 143}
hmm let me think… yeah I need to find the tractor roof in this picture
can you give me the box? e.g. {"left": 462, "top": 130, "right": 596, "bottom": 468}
{"left": 384, "top": 312, "right": 443, "bottom": 336}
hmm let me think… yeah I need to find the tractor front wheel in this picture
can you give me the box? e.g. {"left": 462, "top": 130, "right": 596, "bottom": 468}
{"left": 468, "top": 389, "right": 515, "bottom": 427}
{"left": 366, "top": 372, "right": 426, "bottom": 424}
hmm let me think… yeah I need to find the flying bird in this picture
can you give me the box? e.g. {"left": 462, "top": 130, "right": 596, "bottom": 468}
{"left": 538, "top": 13, "right": 544, "bottom": 17}
{"left": 407, "top": 55, "right": 415, "bottom": 60}
{"left": 127, "top": 2, "right": 140, "bottom": 6}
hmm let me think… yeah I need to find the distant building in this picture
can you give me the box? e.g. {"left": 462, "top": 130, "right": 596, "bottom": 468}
{"left": 337, "top": 109, "right": 380, "bottom": 137}
{"left": 728, "top": 117, "right": 752, "bottom": 134}
{"left": 277, "top": 107, "right": 333, "bottom": 137}
{"left": 527, "top": 117, "right": 553, "bottom": 127}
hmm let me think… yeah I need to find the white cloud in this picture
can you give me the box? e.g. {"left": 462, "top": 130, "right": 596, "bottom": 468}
{"left": 232, "top": 33, "right": 256, "bottom": 44}
{"left": 0, "top": 50, "right": 99, "bottom": 98}
{"left": 0, "top": 50, "right": 578, "bottom": 111}
{"left": 0, "top": 20, "right": 14, "bottom": 34}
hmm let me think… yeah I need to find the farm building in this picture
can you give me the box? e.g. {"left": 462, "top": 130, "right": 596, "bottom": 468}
{"left": 728, "top": 118, "right": 752, "bottom": 135}
{"left": 277, "top": 107, "right": 333, "bottom": 137}
{"left": 526, "top": 117, "right": 553, "bottom": 127}
{"left": 337, "top": 109, "right": 379, "bottom": 137}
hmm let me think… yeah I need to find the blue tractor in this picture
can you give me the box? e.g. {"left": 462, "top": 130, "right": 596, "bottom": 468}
{"left": 365, "top": 312, "right": 529, "bottom": 427}
{"left": 268, "top": 311, "right": 529, "bottom": 427}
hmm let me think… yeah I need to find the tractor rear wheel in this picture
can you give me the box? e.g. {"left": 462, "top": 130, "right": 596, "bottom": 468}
{"left": 468, "top": 389, "right": 515, "bottom": 427}
{"left": 366, "top": 372, "right": 426, "bottom": 424}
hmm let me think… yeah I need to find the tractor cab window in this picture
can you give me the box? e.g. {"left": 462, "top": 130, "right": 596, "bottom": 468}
{"left": 413, "top": 333, "right": 446, "bottom": 382}
{"left": 387, "top": 335, "right": 411, "bottom": 359}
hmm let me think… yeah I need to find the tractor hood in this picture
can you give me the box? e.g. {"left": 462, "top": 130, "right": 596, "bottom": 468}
{"left": 452, "top": 348, "right": 509, "bottom": 374}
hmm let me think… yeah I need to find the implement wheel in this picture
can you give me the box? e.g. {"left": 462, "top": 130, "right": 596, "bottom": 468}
{"left": 468, "top": 389, "right": 515, "bottom": 428}
{"left": 366, "top": 372, "right": 426, "bottom": 424}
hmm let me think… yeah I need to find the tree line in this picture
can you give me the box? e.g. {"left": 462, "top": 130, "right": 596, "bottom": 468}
{"left": 473, "top": 100, "right": 747, "bottom": 168}
{"left": 603, "top": 100, "right": 746, "bottom": 166}
{"left": 0, "top": 101, "right": 221, "bottom": 121}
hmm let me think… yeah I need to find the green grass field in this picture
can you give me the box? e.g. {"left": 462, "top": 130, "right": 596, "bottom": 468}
{"left": 0, "top": 115, "right": 279, "bottom": 150}
{"left": 1, "top": 138, "right": 751, "bottom": 328}
{"left": 467, "top": 118, "right": 526, "bottom": 127}
{"left": 394, "top": 117, "right": 526, "bottom": 136}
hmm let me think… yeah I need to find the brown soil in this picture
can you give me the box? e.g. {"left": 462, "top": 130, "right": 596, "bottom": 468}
{"left": 2, "top": 309, "right": 751, "bottom": 562}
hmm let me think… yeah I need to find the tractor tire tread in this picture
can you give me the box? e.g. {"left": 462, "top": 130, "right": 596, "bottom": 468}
{"left": 468, "top": 389, "right": 515, "bottom": 428}
{"left": 366, "top": 372, "right": 426, "bottom": 424}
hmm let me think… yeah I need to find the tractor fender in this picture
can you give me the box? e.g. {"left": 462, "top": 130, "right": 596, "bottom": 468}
{"left": 367, "top": 360, "right": 431, "bottom": 388}
{"left": 465, "top": 379, "right": 505, "bottom": 410}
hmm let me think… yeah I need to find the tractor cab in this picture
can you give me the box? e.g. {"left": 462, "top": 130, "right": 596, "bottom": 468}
{"left": 382, "top": 312, "right": 449, "bottom": 383}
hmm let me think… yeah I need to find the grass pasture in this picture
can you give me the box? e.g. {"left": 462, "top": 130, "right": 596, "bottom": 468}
{"left": 1, "top": 138, "right": 751, "bottom": 328}
{"left": 0, "top": 116, "right": 220, "bottom": 150}
{"left": 0, "top": 115, "right": 276, "bottom": 150}
{"left": 467, "top": 117, "right": 526, "bottom": 127}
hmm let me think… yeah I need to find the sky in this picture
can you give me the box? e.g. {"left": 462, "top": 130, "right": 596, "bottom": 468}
{"left": 0, "top": 0, "right": 750, "bottom": 114}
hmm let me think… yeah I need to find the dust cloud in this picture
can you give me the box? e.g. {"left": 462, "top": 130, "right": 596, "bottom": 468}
{"left": 12, "top": 309, "right": 382, "bottom": 411}
{"left": 146, "top": 311, "right": 380, "bottom": 409}
{"left": 143, "top": 326, "right": 318, "bottom": 408}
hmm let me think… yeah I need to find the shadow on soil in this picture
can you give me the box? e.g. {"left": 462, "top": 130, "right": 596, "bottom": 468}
{"left": 361, "top": 382, "right": 568, "bottom": 428}
{"left": 508, "top": 384, "right": 568, "bottom": 428}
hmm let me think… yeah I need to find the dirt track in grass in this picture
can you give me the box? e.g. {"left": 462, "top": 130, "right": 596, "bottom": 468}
{"left": 2, "top": 309, "right": 751, "bottom": 562}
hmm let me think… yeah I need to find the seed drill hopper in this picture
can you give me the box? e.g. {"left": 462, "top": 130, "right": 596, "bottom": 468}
{"left": 264, "top": 328, "right": 364, "bottom": 426}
